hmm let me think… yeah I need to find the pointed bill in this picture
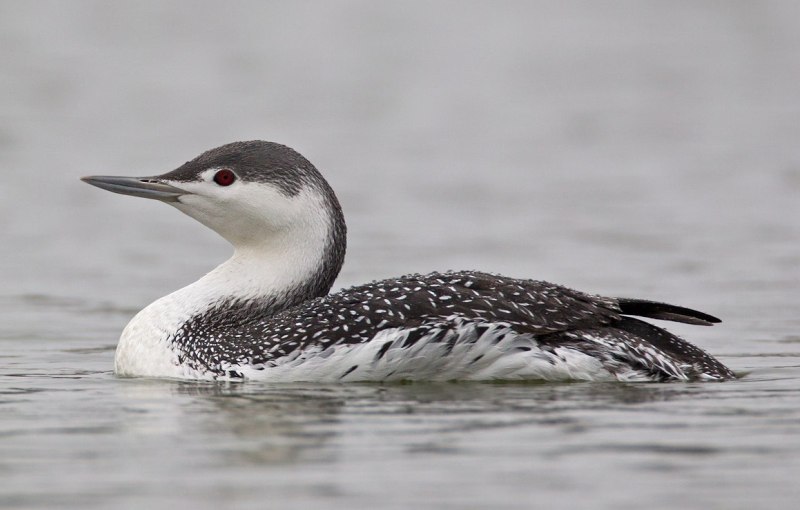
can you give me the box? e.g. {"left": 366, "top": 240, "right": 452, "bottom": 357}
{"left": 81, "top": 175, "right": 188, "bottom": 202}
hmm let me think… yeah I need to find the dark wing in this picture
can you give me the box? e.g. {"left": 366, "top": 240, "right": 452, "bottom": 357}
{"left": 301, "top": 270, "right": 624, "bottom": 336}
{"left": 172, "top": 270, "right": 623, "bottom": 371}
{"left": 536, "top": 317, "right": 733, "bottom": 380}
{"left": 172, "top": 270, "right": 730, "bottom": 380}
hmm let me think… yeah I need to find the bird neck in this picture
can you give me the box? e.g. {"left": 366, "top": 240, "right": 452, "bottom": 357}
{"left": 183, "top": 204, "right": 346, "bottom": 316}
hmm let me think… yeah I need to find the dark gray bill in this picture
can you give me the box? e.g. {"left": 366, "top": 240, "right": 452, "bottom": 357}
{"left": 80, "top": 175, "right": 187, "bottom": 201}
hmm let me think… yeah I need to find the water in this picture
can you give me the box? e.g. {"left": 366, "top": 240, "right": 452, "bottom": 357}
{"left": 2, "top": 1, "right": 799, "bottom": 508}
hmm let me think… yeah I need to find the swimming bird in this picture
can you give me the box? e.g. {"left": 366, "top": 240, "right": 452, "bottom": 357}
{"left": 81, "top": 141, "right": 734, "bottom": 382}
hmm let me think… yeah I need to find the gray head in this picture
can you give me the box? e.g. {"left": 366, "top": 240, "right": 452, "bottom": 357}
{"left": 163, "top": 141, "right": 322, "bottom": 196}
{"left": 82, "top": 141, "right": 347, "bottom": 298}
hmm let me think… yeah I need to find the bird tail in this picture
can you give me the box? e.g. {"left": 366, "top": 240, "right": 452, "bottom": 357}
{"left": 616, "top": 298, "right": 721, "bottom": 326}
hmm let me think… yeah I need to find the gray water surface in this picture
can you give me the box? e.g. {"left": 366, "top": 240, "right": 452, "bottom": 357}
{"left": 2, "top": 1, "right": 800, "bottom": 509}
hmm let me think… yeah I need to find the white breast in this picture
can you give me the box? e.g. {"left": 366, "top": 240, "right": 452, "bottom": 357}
{"left": 115, "top": 293, "right": 199, "bottom": 379}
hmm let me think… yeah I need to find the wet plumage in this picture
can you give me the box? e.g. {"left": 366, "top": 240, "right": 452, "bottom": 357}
{"left": 81, "top": 141, "right": 735, "bottom": 382}
{"left": 171, "top": 270, "right": 732, "bottom": 382}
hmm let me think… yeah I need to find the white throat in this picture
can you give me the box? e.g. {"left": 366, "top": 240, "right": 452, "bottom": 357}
{"left": 114, "top": 185, "right": 335, "bottom": 378}
{"left": 193, "top": 231, "right": 328, "bottom": 305}
{"left": 173, "top": 183, "right": 334, "bottom": 304}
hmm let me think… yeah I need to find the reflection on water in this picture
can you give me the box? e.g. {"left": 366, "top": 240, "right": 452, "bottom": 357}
{"left": 149, "top": 380, "right": 713, "bottom": 468}
{"left": 173, "top": 383, "right": 348, "bottom": 465}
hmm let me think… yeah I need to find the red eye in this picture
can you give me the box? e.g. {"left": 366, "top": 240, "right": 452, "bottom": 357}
{"left": 213, "top": 169, "right": 236, "bottom": 186}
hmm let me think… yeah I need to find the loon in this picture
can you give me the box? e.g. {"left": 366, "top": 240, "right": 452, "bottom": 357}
{"left": 81, "top": 141, "right": 734, "bottom": 382}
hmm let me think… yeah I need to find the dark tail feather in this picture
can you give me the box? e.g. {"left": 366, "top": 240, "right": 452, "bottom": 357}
{"left": 616, "top": 298, "right": 721, "bottom": 326}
